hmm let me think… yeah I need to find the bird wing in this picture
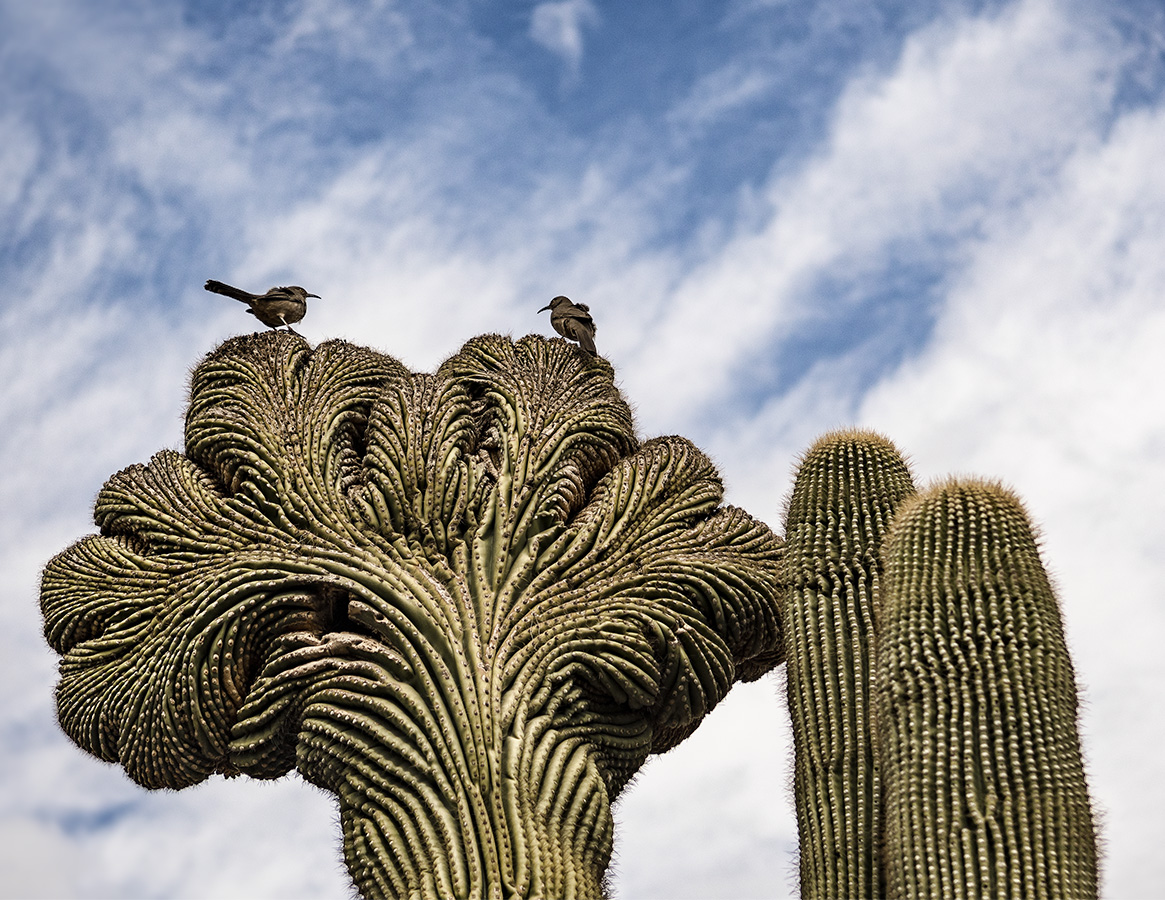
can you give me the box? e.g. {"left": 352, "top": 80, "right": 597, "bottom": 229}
{"left": 563, "top": 318, "right": 597, "bottom": 355}
{"left": 559, "top": 305, "right": 595, "bottom": 328}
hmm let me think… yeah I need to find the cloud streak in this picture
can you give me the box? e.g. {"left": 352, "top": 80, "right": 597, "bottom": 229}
{"left": 623, "top": 0, "right": 1120, "bottom": 431}
{"left": 530, "top": 0, "right": 601, "bottom": 79}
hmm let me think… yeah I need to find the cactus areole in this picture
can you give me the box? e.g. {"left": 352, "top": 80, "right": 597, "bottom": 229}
{"left": 41, "top": 332, "right": 785, "bottom": 899}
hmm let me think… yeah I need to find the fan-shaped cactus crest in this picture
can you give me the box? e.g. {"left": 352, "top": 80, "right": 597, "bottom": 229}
{"left": 41, "top": 332, "right": 784, "bottom": 899}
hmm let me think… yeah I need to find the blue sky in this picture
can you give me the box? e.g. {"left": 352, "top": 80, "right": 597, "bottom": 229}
{"left": 2, "top": 0, "right": 1164, "bottom": 896}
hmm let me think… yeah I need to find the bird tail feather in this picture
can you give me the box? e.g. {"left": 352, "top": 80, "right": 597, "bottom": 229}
{"left": 204, "top": 280, "right": 254, "bottom": 303}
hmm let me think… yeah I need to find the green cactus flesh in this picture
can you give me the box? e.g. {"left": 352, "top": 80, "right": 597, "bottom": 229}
{"left": 876, "top": 480, "right": 1098, "bottom": 900}
{"left": 781, "top": 429, "right": 916, "bottom": 900}
{"left": 40, "top": 332, "right": 784, "bottom": 899}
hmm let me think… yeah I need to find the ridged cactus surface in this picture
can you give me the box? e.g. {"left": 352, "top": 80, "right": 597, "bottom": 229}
{"left": 876, "top": 480, "right": 1098, "bottom": 900}
{"left": 40, "top": 331, "right": 784, "bottom": 900}
{"left": 38, "top": 325, "right": 1099, "bottom": 899}
{"left": 782, "top": 430, "right": 915, "bottom": 900}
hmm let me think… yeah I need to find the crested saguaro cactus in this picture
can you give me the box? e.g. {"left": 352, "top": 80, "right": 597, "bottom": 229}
{"left": 783, "top": 430, "right": 1098, "bottom": 899}
{"left": 41, "top": 331, "right": 783, "bottom": 899}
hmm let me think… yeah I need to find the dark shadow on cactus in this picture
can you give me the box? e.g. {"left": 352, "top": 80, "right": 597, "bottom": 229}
{"left": 41, "top": 331, "right": 784, "bottom": 899}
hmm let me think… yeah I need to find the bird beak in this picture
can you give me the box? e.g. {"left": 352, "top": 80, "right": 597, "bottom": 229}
{"left": 538, "top": 304, "right": 551, "bottom": 313}
{"left": 307, "top": 293, "right": 321, "bottom": 299}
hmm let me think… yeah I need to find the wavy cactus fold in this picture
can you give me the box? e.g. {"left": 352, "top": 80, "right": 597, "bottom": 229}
{"left": 41, "top": 331, "right": 784, "bottom": 899}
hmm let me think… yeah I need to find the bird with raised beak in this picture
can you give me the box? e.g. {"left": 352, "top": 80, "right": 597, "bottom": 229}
{"left": 204, "top": 280, "right": 318, "bottom": 332}
{"left": 539, "top": 295, "right": 597, "bottom": 356}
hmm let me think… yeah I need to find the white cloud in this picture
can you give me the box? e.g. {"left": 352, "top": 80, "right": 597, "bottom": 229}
{"left": 667, "top": 63, "right": 776, "bottom": 132}
{"left": 0, "top": 112, "right": 40, "bottom": 213}
{"left": 621, "top": 0, "right": 1118, "bottom": 432}
{"left": 613, "top": 678, "right": 796, "bottom": 899}
{"left": 278, "top": 0, "right": 415, "bottom": 66}
{"left": 0, "top": 819, "right": 74, "bottom": 898}
{"left": 529, "top": 0, "right": 600, "bottom": 77}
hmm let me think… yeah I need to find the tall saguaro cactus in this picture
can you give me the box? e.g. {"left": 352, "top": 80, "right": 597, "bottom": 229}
{"left": 782, "top": 430, "right": 915, "bottom": 899}
{"left": 41, "top": 332, "right": 784, "bottom": 899}
{"left": 877, "top": 480, "right": 1098, "bottom": 899}
{"left": 783, "top": 431, "right": 1097, "bottom": 900}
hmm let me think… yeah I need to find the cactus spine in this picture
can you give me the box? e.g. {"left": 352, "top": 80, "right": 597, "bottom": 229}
{"left": 876, "top": 480, "right": 1098, "bottom": 899}
{"left": 781, "top": 430, "right": 916, "bottom": 899}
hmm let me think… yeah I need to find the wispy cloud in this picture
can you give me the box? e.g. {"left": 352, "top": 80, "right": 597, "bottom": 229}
{"left": 667, "top": 64, "right": 777, "bottom": 132}
{"left": 529, "top": 0, "right": 601, "bottom": 80}
{"left": 622, "top": 0, "right": 1119, "bottom": 432}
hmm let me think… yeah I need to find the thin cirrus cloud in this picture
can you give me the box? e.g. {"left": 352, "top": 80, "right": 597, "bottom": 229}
{"left": 0, "top": 0, "right": 1163, "bottom": 897}
{"left": 622, "top": 0, "right": 1118, "bottom": 435}
{"left": 529, "top": 0, "right": 601, "bottom": 79}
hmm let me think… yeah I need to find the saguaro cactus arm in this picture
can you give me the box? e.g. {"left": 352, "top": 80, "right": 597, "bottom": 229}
{"left": 877, "top": 480, "right": 1098, "bottom": 899}
{"left": 41, "top": 331, "right": 784, "bottom": 899}
{"left": 783, "top": 430, "right": 1097, "bottom": 900}
{"left": 781, "top": 429, "right": 915, "bottom": 900}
